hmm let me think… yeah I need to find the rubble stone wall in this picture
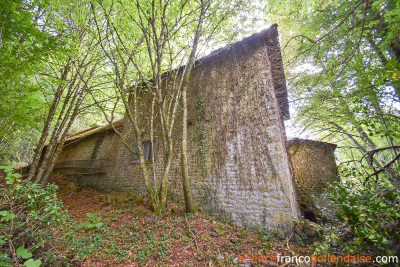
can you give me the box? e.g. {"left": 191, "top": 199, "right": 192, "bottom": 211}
{"left": 287, "top": 138, "right": 338, "bottom": 209}
{"left": 55, "top": 26, "right": 299, "bottom": 235}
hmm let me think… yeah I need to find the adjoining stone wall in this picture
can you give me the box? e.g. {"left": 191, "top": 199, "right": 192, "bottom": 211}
{"left": 54, "top": 25, "right": 299, "bottom": 235}
{"left": 54, "top": 129, "right": 120, "bottom": 192}
{"left": 287, "top": 138, "right": 338, "bottom": 218}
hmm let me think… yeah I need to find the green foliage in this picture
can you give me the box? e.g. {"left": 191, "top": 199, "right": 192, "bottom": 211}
{"left": 16, "top": 246, "right": 33, "bottom": 259}
{"left": 0, "top": 0, "right": 62, "bottom": 165}
{"left": 266, "top": 0, "right": 400, "bottom": 176}
{"left": 23, "top": 258, "right": 42, "bottom": 267}
{"left": 0, "top": 211, "right": 15, "bottom": 221}
{"left": 0, "top": 166, "right": 74, "bottom": 265}
{"left": 311, "top": 178, "right": 400, "bottom": 258}
{"left": 266, "top": 5, "right": 400, "bottom": 258}
{"left": 77, "top": 212, "right": 104, "bottom": 230}
{"left": 0, "top": 165, "right": 21, "bottom": 184}
{"left": 256, "top": 227, "right": 275, "bottom": 243}
{"left": 185, "top": 213, "right": 195, "bottom": 220}
{"left": 192, "top": 99, "right": 208, "bottom": 175}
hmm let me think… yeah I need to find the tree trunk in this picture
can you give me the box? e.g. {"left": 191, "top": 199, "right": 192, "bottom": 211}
{"left": 159, "top": 90, "right": 181, "bottom": 208}
{"left": 40, "top": 88, "right": 87, "bottom": 185}
{"left": 180, "top": 0, "right": 207, "bottom": 213}
{"left": 28, "top": 61, "right": 71, "bottom": 181}
{"left": 181, "top": 87, "right": 195, "bottom": 213}
{"left": 331, "top": 122, "right": 400, "bottom": 182}
{"left": 35, "top": 71, "right": 82, "bottom": 183}
{"left": 36, "top": 57, "right": 96, "bottom": 185}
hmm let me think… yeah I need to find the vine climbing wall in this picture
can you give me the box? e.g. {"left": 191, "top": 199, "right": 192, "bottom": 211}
{"left": 184, "top": 25, "right": 298, "bottom": 236}
{"left": 54, "top": 25, "right": 299, "bottom": 235}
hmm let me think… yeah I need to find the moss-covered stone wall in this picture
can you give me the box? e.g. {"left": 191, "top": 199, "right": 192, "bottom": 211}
{"left": 287, "top": 138, "right": 338, "bottom": 214}
{"left": 54, "top": 129, "right": 120, "bottom": 192}
{"left": 55, "top": 26, "right": 299, "bottom": 235}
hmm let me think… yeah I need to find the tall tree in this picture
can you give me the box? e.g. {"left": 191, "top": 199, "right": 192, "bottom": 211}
{"left": 27, "top": 1, "right": 102, "bottom": 185}
{"left": 265, "top": 0, "right": 400, "bottom": 181}
{"left": 88, "top": 0, "right": 251, "bottom": 214}
{"left": 180, "top": 0, "right": 207, "bottom": 213}
{"left": 0, "top": 0, "right": 60, "bottom": 165}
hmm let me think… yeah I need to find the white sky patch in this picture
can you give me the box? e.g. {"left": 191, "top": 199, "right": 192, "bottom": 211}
{"left": 292, "top": 63, "right": 323, "bottom": 74}
{"left": 197, "top": 1, "right": 270, "bottom": 57}
{"left": 284, "top": 112, "right": 317, "bottom": 140}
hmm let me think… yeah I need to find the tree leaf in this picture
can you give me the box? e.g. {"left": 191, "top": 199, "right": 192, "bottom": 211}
{"left": 0, "top": 236, "right": 6, "bottom": 245}
{"left": 0, "top": 211, "right": 15, "bottom": 221}
{"left": 16, "top": 246, "right": 32, "bottom": 259}
{"left": 0, "top": 166, "right": 14, "bottom": 172}
{"left": 23, "top": 259, "right": 41, "bottom": 267}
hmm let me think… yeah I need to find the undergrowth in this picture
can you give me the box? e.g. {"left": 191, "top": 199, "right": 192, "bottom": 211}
{"left": 311, "top": 176, "right": 400, "bottom": 263}
{"left": 0, "top": 166, "right": 75, "bottom": 266}
{"left": 0, "top": 166, "right": 308, "bottom": 266}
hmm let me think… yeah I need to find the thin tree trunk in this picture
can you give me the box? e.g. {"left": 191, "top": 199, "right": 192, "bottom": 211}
{"left": 28, "top": 61, "right": 71, "bottom": 181}
{"left": 36, "top": 86, "right": 81, "bottom": 184}
{"left": 35, "top": 71, "right": 82, "bottom": 183}
{"left": 40, "top": 89, "right": 87, "bottom": 185}
{"left": 123, "top": 88, "right": 160, "bottom": 214}
{"left": 331, "top": 122, "right": 400, "bottom": 182}
{"left": 180, "top": 0, "right": 207, "bottom": 213}
{"left": 181, "top": 87, "right": 195, "bottom": 213}
{"left": 38, "top": 60, "right": 99, "bottom": 185}
{"left": 90, "top": 0, "right": 215, "bottom": 215}
{"left": 159, "top": 90, "right": 181, "bottom": 208}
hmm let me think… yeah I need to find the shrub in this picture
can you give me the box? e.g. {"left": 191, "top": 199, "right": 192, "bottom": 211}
{"left": 311, "top": 178, "right": 400, "bottom": 259}
{"left": 0, "top": 166, "right": 75, "bottom": 266}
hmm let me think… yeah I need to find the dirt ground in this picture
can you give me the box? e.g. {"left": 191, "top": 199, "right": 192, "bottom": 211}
{"left": 51, "top": 176, "right": 310, "bottom": 266}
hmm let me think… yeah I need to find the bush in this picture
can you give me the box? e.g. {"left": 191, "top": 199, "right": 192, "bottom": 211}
{"left": 0, "top": 166, "right": 75, "bottom": 266}
{"left": 311, "top": 178, "right": 400, "bottom": 259}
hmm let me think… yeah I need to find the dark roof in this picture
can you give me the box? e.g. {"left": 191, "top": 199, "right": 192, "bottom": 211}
{"left": 180, "top": 24, "right": 290, "bottom": 119}
{"left": 287, "top": 138, "right": 337, "bottom": 148}
{"left": 64, "top": 119, "right": 123, "bottom": 143}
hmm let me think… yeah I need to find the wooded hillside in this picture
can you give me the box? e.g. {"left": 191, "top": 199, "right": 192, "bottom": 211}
{"left": 0, "top": 0, "right": 399, "bottom": 265}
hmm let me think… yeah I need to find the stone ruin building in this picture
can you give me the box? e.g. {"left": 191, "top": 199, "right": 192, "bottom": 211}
{"left": 50, "top": 24, "right": 338, "bottom": 236}
{"left": 287, "top": 138, "right": 339, "bottom": 221}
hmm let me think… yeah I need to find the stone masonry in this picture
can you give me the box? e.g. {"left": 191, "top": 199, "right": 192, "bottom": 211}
{"left": 287, "top": 138, "right": 338, "bottom": 219}
{"left": 54, "top": 24, "right": 300, "bottom": 236}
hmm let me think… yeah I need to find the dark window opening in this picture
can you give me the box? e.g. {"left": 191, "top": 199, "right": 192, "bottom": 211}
{"left": 300, "top": 203, "right": 317, "bottom": 222}
{"left": 131, "top": 140, "right": 157, "bottom": 163}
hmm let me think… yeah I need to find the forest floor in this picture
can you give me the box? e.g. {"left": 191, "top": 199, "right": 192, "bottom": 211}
{"left": 52, "top": 176, "right": 310, "bottom": 266}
